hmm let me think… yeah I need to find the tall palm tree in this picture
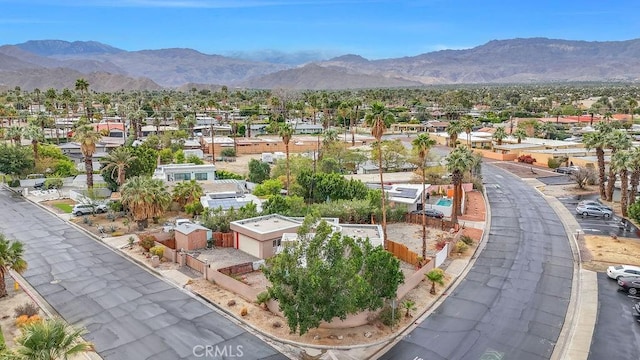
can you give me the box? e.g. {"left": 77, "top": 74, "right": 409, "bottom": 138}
{"left": 628, "top": 98, "right": 637, "bottom": 125}
{"left": 583, "top": 122, "right": 612, "bottom": 200}
{"left": 121, "top": 176, "right": 171, "bottom": 230}
{"left": 5, "top": 125, "right": 23, "bottom": 146}
{"left": 611, "top": 149, "right": 632, "bottom": 217}
{"left": 412, "top": 133, "right": 436, "bottom": 259}
{"left": 279, "top": 124, "right": 294, "bottom": 195}
{"left": 513, "top": 128, "right": 527, "bottom": 144}
{"left": 446, "top": 120, "right": 462, "bottom": 148}
{"left": 445, "top": 146, "right": 475, "bottom": 224}
{"left": 628, "top": 146, "right": 640, "bottom": 214}
{"left": 492, "top": 127, "right": 507, "bottom": 147}
{"left": 100, "top": 147, "right": 137, "bottom": 188}
{"left": 15, "top": 317, "right": 94, "bottom": 360}
{"left": 460, "top": 116, "right": 477, "bottom": 147}
{"left": 0, "top": 234, "right": 27, "bottom": 298}
{"left": 73, "top": 125, "right": 102, "bottom": 189}
{"left": 23, "top": 125, "right": 45, "bottom": 161}
{"left": 604, "top": 129, "right": 631, "bottom": 201}
{"left": 365, "top": 102, "right": 394, "bottom": 247}
{"left": 74, "top": 78, "right": 89, "bottom": 119}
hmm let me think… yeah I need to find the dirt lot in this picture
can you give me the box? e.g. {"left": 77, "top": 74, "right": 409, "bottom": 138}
{"left": 212, "top": 154, "right": 262, "bottom": 176}
{"left": 581, "top": 235, "right": 640, "bottom": 272}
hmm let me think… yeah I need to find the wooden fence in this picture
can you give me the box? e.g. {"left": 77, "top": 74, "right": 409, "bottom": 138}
{"left": 213, "top": 232, "right": 234, "bottom": 247}
{"left": 386, "top": 239, "right": 420, "bottom": 266}
{"left": 404, "top": 214, "right": 458, "bottom": 231}
{"left": 185, "top": 254, "right": 206, "bottom": 274}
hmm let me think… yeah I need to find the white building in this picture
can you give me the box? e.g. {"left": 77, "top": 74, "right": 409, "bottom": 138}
{"left": 153, "top": 163, "right": 216, "bottom": 182}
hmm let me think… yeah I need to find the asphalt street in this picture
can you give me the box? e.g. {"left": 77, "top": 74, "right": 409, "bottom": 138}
{"left": 0, "top": 187, "right": 286, "bottom": 360}
{"left": 380, "top": 163, "right": 574, "bottom": 360}
{"left": 588, "top": 272, "right": 640, "bottom": 360}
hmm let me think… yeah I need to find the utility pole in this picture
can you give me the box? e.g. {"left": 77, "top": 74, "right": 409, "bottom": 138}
{"left": 210, "top": 118, "right": 216, "bottom": 165}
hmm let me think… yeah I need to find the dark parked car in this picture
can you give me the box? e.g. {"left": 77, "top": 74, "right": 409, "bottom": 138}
{"left": 411, "top": 209, "right": 445, "bottom": 219}
{"left": 617, "top": 276, "right": 640, "bottom": 295}
{"left": 33, "top": 180, "right": 45, "bottom": 190}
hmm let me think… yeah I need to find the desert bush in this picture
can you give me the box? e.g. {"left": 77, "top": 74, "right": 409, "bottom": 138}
{"left": 378, "top": 305, "right": 400, "bottom": 327}
{"left": 15, "top": 315, "right": 41, "bottom": 328}
{"left": 8, "top": 179, "right": 20, "bottom": 187}
{"left": 44, "top": 178, "right": 63, "bottom": 189}
{"left": 460, "top": 235, "right": 474, "bottom": 246}
{"left": 435, "top": 238, "right": 447, "bottom": 250}
{"left": 149, "top": 245, "right": 164, "bottom": 258}
{"left": 517, "top": 154, "right": 536, "bottom": 164}
{"left": 240, "top": 307, "right": 248, "bottom": 316}
{"left": 14, "top": 303, "right": 39, "bottom": 318}
{"left": 221, "top": 148, "right": 236, "bottom": 157}
{"left": 256, "top": 291, "right": 271, "bottom": 308}
{"left": 455, "top": 241, "right": 468, "bottom": 254}
{"left": 547, "top": 157, "right": 562, "bottom": 169}
{"left": 139, "top": 234, "right": 156, "bottom": 251}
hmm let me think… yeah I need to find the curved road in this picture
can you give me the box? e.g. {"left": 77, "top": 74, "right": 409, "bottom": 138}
{"left": 381, "top": 163, "right": 574, "bottom": 360}
{"left": 0, "top": 188, "right": 286, "bottom": 360}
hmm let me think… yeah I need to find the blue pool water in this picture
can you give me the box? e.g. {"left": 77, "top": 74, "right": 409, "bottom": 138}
{"left": 436, "top": 198, "right": 452, "bottom": 207}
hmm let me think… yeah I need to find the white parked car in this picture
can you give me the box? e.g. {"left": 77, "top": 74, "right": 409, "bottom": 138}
{"left": 72, "top": 203, "right": 108, "bottom": 216}
{"left": 606, "top": 265, "right": 640, "bottom": 280}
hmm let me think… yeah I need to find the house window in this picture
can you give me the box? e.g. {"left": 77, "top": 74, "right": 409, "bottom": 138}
{"left": 174, "top": 173, "right": 191, "bottom": 181}
{"left": 272, "top": 239, "right": 281, "bottom": 248}
{"left": 195, "top": 173, "right": 208, "bottom": 181}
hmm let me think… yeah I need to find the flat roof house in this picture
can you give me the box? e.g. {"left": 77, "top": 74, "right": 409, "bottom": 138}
{"left": 153, "top": 163, "right": 216, "bottom": 182}
{"left": 230, "top": 214, "right": 302, "bottom": 259}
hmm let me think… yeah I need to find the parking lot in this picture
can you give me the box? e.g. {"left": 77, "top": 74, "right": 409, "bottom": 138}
{"left": 589, "top": 272, "right": 640, "bottom": 360}
{"left": 557, "top": 193, "right": 640, "bottom": 239}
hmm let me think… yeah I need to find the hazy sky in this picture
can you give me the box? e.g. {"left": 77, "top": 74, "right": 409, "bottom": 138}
{"left": 1, "top": 0, "right": 638, "bottom": 60}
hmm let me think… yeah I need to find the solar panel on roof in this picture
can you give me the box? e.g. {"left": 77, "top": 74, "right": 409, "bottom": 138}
{"left": 394, "top": 187, "right": 418, "bottom": 199}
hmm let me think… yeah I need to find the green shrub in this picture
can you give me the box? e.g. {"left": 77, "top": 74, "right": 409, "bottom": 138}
{"left": 139, "top": 234, "right": 156, "bottom": 251}
{"left": 0, "top": 324, "right": 5, "bottom": 351}
{"left": 8, "top": 179, "right": 20, "bottom": 187}
{"left": 221, "top": 148, "right": 236, "bottom": 157}
{"left": 216, "top": 169, "right": 243, "bottom": 180}
{"left": 185, "top": 200, "right": 204, "bottom": 216}
{"left": 547, "top": 157, "right": 562, "bottom": 169}
{"left": 149, "top": 245, "right": 164, "bottom": 258}
{"left": 378, "top": 305, "right": 401, "bottom": 327}
{"left": 44, "top": 178, "right": 63, "bottom": 189}
{"left": 460, "top": 235, "right": 474, "bottom": 246}
{"left": 455, "top": 241, "right": 468, "bottom": 254}
{"left": 256, "top": 291, "right": 271, "bottom": 307}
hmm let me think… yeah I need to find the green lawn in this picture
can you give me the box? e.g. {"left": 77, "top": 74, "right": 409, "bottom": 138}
{"left": 53, "top": 203, "right": 73, "bottom": 213}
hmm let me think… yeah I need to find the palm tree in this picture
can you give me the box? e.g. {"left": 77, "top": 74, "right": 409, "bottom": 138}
{"left": 74, "top": 78, "right": 89, "bottom": 119}
{"left": 366, "top": 102, "right": 394, "bottom": 248}
{"left": 604, "top": 130, "right": 631, "bottom": 201}
{"left": 445, "top": 145, "right": 475, "bottom": 224}
{"left": 583, "top": 122, "right": 612, "bottom": 200}
{"left": 121, "top": 176, "right": 171, "bottom": 230}
{"left": 412, "top": 133, "right": 436, "bottom": 259}
{"left": 5, "top": 125, "right": 23, "bottom": 146}
{"left": 100, "top": 147, "right": 137, "bottom": 188}
{"left": 172, "top": 180, "right": 204, "bottom": 209}
{"left": 492, "top": 127, "right": 507, "bottom": 147}
{"left": 446, "top": 121, "right": 462, "bottom": 148}
{"left": 513, "top": 128, "right": 527, "bottom": 144}
{"left": 15, "top": 317, "right": 94, "bottom": 360}
{"left": 628, "top": 98, "right": 637, "bottom": 125}
{"left": 611, "top": 149, "right": 632, "bottom": 217}
{"left": 460, "top": 116, "right": 477, "bottom": 147}
{"left": 628, "top": 146, "right": 640, "bottom": 215}
{"left": 73, "top": 125, "right": 102, "bottom": 189}
{"left": 425, "top": 268, "right": 445, "bottom": 295}
{"left": 0, "top": 234, "right": 27, "bottom": 298}
{"left": 23, "top": 126, "right": 45, "bottom": 161}
{"left": 279, "top": 124, "right": 294, "bottom": 195}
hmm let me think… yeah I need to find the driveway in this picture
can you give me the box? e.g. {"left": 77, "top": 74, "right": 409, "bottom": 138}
{"left": 379, "top": 163, "right": 574, "bottom": 360}
{"left": 0, "top": 188, "right": 286, "bottom": 360}
{"left": 589, "top": 272, "right": 640, "bottom": 360}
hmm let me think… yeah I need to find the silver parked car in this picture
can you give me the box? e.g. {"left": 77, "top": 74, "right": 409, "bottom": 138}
{"left": 72, "top": 203, "right": 108, "bottom": 216}
{"left": 575, "top": 204, "right": 612, "bottom": 218}
{"left": 577, "top": 200, "right": 612, "bottom": 211}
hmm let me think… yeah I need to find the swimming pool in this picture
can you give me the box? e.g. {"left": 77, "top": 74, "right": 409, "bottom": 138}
{"left": 436, "top": 198, "right": 452, "bottom": 207}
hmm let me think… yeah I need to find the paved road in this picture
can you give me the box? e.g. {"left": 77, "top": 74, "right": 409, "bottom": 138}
{"left": 0, "top": 188, "right": 286, "bottom": 360}
{"left": 589, "top": 272, "right": 640, "bottom": 360}
{"left": 380, "top": 163, "right": 574, "bottom": 360}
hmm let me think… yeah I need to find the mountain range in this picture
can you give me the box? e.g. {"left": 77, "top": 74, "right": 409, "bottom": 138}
{"left": 1, "top": 38, "right": 639, "bottom": 92}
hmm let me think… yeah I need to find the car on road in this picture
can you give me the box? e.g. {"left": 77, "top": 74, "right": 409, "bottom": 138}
{"left": 576, "top": 204, "right": 613, "bottom": 218}
{"left": 634, "top": 302, "right": 640, "bottom": 317}
{"left": 72, "top": 203, "right": 108, "bottom": 216}
{"left": 617, "top": 277, "right": 640, "bottom": 295}
{"left": 577, "top": 200, "right": 613, "bottom": 211}
{"left": 607, "top": 265, "right": 640, "bottom": 280}
{"left": 410, "top": 209, "right": 445, "bottom": 219}
{"left": 555, "top": 166, "right": 581, "bottom": 174}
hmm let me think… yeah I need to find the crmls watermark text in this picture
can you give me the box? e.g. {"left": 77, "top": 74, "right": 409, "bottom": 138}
{"left": 193, "top": 345, "right": 244, "bottom": 358}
